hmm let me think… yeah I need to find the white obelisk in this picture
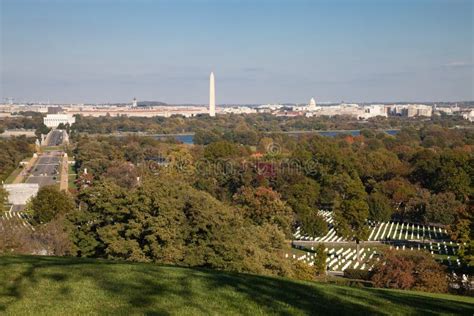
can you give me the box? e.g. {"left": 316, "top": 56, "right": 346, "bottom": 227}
{"left": 209, "top": 72, "right": 216, "bottom": 117}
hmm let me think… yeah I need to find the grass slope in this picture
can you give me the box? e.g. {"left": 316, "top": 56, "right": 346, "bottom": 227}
{"left": 0, "top": 255, "right": 472, "bottom": 315}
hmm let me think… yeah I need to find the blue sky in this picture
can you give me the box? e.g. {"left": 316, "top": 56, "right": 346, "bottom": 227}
{"left": 1, "top": 0, "right": 473, "bottom": 104}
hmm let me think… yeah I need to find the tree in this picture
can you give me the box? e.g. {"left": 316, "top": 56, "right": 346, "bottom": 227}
{"left": 448, "top": 203, "right": 472, "bottom": 263}
{"left": 226, "top": 129, "right": 259, "bottom": 146}
{"left": 193, "top": 128, "right": 222, "bottom": 145}
{"left": 30, "top": 185, "right": 75, "bottom": 224}
{"left": 282, "top": 177, "right": 320, "bottom": 215}
{"left": 233, "top": 186, "right": 294, "bottom": 237}
{"left": 371, "top": 249, "right": 448, "bottom": 293}
{"left": 460, "top": 215, "right": 474, "bottom": 267}
{"left": 75, "top": 171, "right": 94, "bottom": 191}
{"left": 103, "top": 161, "right": 138, "bottom": 189}
{"left": 331, "top": 173, "right": 369, "bottom": 238}
{"left": 314, "top": 243, "right": 327, "bottom": 275}
{"left": 334, "top": 199, "right": 369, "bottom": 241}
{"left": 0, "top": 137, "right": 35, "bottom": 181}
{"left": 410, "top": 149, "right": 440, "bottom": 189}
{"left": 0, "top": 224, "right": 32, "bottom": 254}
{"left": 35, "top": 123, "right": 50, "bottom": 138}
{"left": 69, "top": 178, "right": 293, "bottom": 277}
{"left": 0, "top": 187, "right": 8, "bottom": 213}
{"left": 299, "top": 208, "right": 328, "bottom": 237}
{"left": 257, "top": 137, "right": 274, "bottom": 153}
{"left": 411, "top": 149, "right": 471, "bottom": 201}
{"left": 378, "top": 177, "right": 417, "bottom": 213}
{"left": 290, "top": 260, "right": 317, "bottom": 281}
{"left": 30, "top": 215, "right": 73, "bottom": 256}
{"left": 358, "top": 149, "right": 404, "bottom": 182}
{"left": 424, "top": 192, "right": 465, "bottom": 225}
{"left": 203, "top": 141, "right": 243, "bottom": 161}
{"left": 367, "top": 191, "right": 393, "bottom": 222}
{"left": 433, "top": 160, "right": 471, "bottom": 201}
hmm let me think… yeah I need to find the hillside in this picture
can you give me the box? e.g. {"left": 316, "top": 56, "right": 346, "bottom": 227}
{"left": 0, "top": 256, "right": 472, "bottom": 315}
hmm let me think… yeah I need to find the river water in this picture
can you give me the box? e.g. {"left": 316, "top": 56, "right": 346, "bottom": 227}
{"left": 157, "top": 130, "right": 399, "bottom": 145}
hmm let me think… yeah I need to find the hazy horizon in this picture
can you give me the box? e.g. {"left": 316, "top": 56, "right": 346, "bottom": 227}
{"left": 1, "top": 0, "right": 473, "bottom": 104}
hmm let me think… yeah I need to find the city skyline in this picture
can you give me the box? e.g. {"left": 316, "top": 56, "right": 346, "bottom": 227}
{"left": 1, "top": 0, "right": 473, "bottom": 104}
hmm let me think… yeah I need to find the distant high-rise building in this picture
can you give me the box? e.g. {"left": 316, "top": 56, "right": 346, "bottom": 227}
{"left": 47, "top": 106, "right": 62, "bottom": 114}
{"left": 132, "top": 98, "right": 138, "bottom": 108}
{"left": 209, "top": 72, "right": 216, "bottom": 117}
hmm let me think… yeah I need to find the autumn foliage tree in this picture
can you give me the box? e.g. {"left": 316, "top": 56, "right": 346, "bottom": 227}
{"left": 371, "top": 250, "right": 448, "bottom": 293}
{"left": 233, "top": 186, "right": 294, "bottom": 237}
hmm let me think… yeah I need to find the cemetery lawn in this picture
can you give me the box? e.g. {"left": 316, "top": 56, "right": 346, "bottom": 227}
{"left": 1, "top": 255, "right": 473, "bottom": 315}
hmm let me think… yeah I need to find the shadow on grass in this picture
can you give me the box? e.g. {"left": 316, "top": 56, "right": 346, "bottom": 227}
{"left": 0, "top": 255, "right": 473, "bottom": 315}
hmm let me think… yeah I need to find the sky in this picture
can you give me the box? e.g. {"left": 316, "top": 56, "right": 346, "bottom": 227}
{"left": 1, "top": 0, "right": 473, "bottom": 104}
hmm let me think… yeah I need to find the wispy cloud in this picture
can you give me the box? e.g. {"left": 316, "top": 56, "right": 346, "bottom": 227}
{"left": 442, "top": 61, "right": 474, "bottom": 68}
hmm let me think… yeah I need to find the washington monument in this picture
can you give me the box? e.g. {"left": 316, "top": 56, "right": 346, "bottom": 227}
{"left": 209, "top": 72, "right": 216, "bottom": 117}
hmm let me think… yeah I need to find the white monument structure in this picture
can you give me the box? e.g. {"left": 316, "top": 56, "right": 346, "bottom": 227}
{"left": 132, "top": 98, "right": 138, "bottom": 108}
{"left": 209, "top": 72, "right": 216, "bottom": 117}
{"left": 308, "top": 97, "right": 317, "bottom": 110}
{"left": 43, "top": 114, "right": 75, "bottom": 128}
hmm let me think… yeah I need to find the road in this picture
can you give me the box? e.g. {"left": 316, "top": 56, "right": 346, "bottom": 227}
{"left": 47, "top": 130, "right": 64, "bottom": 146}
{"left": 23, "top": 130, "right": 67, "bottom": 188}
{"left": 1, "top": 130, "right": 68, "bottom": 232}
{"left": 25, "top": 151, "right": 61, "bottom": 188}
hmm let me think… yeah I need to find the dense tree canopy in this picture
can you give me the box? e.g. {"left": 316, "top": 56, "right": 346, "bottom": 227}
{"left": 233, "top": 186, "right": 294, "bottom": 237}
{"left": 69, "top": 178, "right": 293, "bottom": 276}
{"left": 2, "top": 113, "right": 474, "bottom": 292}
{"left": 62, "top": 117, "right": 474, "bottom": 281}
{"left": 68, "top": 121, "right": 474, "bottom": 252}
{"left": 0, "top": 136, "right": 35, "bottom": 181}
{"left": 30, "top": 186, "right": 75, "bottom": 224}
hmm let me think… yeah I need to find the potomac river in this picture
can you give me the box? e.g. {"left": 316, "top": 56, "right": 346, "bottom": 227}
{"left": 155, "top": 129, "right": 400, "bottom": 144}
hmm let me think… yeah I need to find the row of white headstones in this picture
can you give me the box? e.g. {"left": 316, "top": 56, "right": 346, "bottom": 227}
{"left": 287, "top": 241, "right": 462, "bottom": 271}
{"left": 293, "top": 210, "right": 448, "bottom": 242}
{"left": 286, "top": 247, "right": 378, "bottom": 271}
{"left": 367, "top": 221, "right": 447, "bottom": 241}
{"left": 0, "top": 208, "right": 35, "bottom": 231}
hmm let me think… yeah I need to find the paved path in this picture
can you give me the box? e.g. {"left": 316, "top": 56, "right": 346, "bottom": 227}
{"left": 59, "top": 155, "right": 69, "bottom": 191}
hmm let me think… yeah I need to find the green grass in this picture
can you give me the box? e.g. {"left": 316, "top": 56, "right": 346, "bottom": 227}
{"left": 68, "top": 174, "right": 77, "bottom": 190}
{"left": 67, "top": 163, "right": 75, "bottom": 174}
{"left": 4, "top": 167, "right": 22, "bottom": 184}
{"left": 67, "top": 162, "right": 77, "bottom": 190}
{"left": 0, "top": 256, "right": 472, "bottom": 315}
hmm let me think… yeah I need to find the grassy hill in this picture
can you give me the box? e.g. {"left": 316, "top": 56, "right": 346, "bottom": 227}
{"left": 0, "top": 255, "right": 472, "bottom": 315}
